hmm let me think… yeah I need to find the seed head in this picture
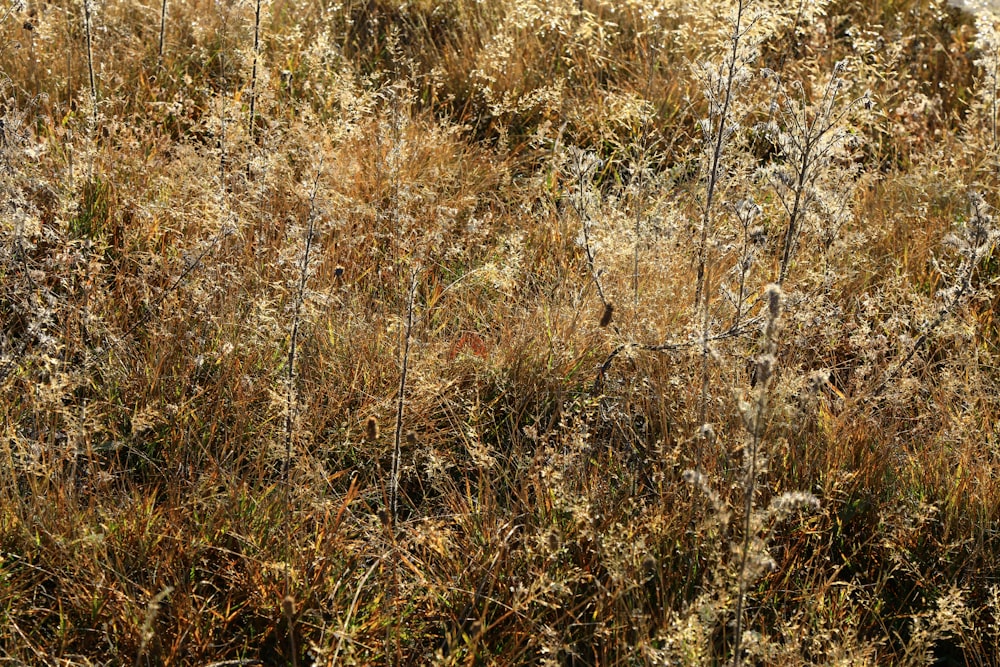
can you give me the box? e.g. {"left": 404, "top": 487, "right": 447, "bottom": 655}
{"left": 365, "top": 416, "right": 379, "bottom": 442}
{"left": 765, "top": 284, "right": 782, "bottom": 320}
{"left": 755, "top": 354, "right": 776, "bottom": 384}
{"left": 641, "top": 554, "right": 657, "bottom": 573}
{"left": 281, "top": 595, "right": 296, "bottom": 619}
{"left": 599, "top": 303, "right": 614, "bottom": 327}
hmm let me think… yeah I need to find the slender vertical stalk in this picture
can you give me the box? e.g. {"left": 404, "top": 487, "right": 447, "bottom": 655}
{"left": 389, "top": 88, "right": 403, "bottom": 271}
{"left": 567, "top": 149, "right": 611, "bottom": 321}
{"left": 158, "top": 0, "right": 168, "bottom": 65}
{"left": 696, "top": 0, "right": 749, "bottom": 435}
{"left": 248, "top": 0, "right": 263, "bottom": 142}
{"left": 390, "top": 271, "right": 417, "bottom": 525}
{"left": 777, "top": 139, "right": 812, "bottom": 286}
{"left": 578, "top": 172, "right": 608, "bottom": 309}
{"left": 694, "top": 0, "right": 746, "bottom": 309}
{"left": 729, "top": 199, "right": 763, "bottom": 330}
{"left": 732, "top": 380, "right": 766, "bottom": 667}
{"left": 633, "top": 39, "right": 657, "bottom": 309}
{"left": 774, "top": 68, "right": 853, "bottom": 286}
{"left": 632, "top": 172, "right": 642, "bottom": 308}
{"left": 65, "top": 4, "right": 73, "bottom": 113}
{"left": 83, "top": 0, "right": 98, "bottom": 131}
{"left": 282, "top": 159, "right": 323, "bottom": 667}
{"left": 380, "top": 266, "right": 415, "bottom": 664}
{"left": 732, "top": 284, "right": 781, "bottom": 667}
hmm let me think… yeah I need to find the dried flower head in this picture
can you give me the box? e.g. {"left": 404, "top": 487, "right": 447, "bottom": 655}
{"left": 765, "top": 284, "right": 782, "bottom": 320}
{"left": 599, "top": 302, "right": 614, "bottom": 327}
{"left": 755, "top": 353, "right": 776, "bottom": 384}
{"left": 365, "top": 416, "right": 379, "bottom": 442}
{"left": 281, "top": 595, "right": 296, "bottom": 619}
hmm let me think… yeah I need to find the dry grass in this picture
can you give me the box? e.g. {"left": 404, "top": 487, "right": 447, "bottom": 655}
{"left": 1, "top": 0, "right": 1000, "bottom": 664}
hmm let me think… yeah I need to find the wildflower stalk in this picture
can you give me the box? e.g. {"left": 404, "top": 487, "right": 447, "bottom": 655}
{"left": 729, "top": 199, "right": 763, "bottom": 331}
{"left": 877, "top": 192, "right": 999, "bottom": 395}
{"left": 768, "top": 63, "right": 863, "bottom": 286}
{"left": 694, "top": 0, "right": 758, "bottom": 434}
{"left": 283, "top": 158, "right": 323, "bottom": 515}
{"left": 693, "top": 0, "right": 748, "bottom": 309}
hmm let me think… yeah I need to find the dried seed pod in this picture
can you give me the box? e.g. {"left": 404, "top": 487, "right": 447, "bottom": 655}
{"left": 365, "top": 416, "right": 379, "bottom": 442}
{"left": 765, "top": 284, "right": 782, "bottom": 320}
{"left": 599, "top": 303, "right": 614, "bottom": 327}
{"left": 281, "top": 595, "right": 296, "bottom": 618}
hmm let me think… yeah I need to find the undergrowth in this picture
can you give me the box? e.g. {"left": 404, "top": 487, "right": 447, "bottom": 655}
{"left": 1, "top": 0, "right": 999, "bottom": 664}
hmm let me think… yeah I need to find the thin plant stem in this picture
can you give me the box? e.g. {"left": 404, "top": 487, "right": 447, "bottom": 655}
{"left": 732, "top": 368, "right": 769, "bottom": 667}
{"left": 696, "top": 0, "right": 749, "bottom": 434}
{"left": 83, "top": 0, "right": 98, "bottom": 131}
{"left": 694, "top": 0, "right": 747, "bottom": 309}
{"left": 282, "top": 159, "right": 323, "bottom": 667}
{"left": 566, "top": 149, "right": 610, "bottom": 311}
{"left": 633, "top": 39, "right": 657, "bottom": 309}
{"left": 732, "top": 285, "right": 781, "bottom": 667}
{"left": 158, "top": 0, "right": 167, "bottom": 65}
{"left": 248, "top": 0, "right": 263, "bottom": 143}
{"left": 391, "top": 271, "right": 417, "bottom": 526}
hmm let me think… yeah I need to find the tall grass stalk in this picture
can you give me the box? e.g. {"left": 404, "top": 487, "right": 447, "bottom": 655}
{"left": 83, "top": 0, "right": 97, "bottom": 131}
{"left": 158, "top": 0, "right": 167, "bottom": 64}
{"left": 633, "top": 40, "right": 657, "bottom": 309}
{"left": 281, "top": 160, "right": 323, "bottom": 667}
{"left": 391, "top": 271, "right": 417, "bottom": 525}
{"left": 248, "top": 0, "right": 263, "bottom": 142}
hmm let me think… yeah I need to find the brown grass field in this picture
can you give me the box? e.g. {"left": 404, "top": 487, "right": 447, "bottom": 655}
{"left": 1, "top": 0, "right": 1000, "bottom": 664}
